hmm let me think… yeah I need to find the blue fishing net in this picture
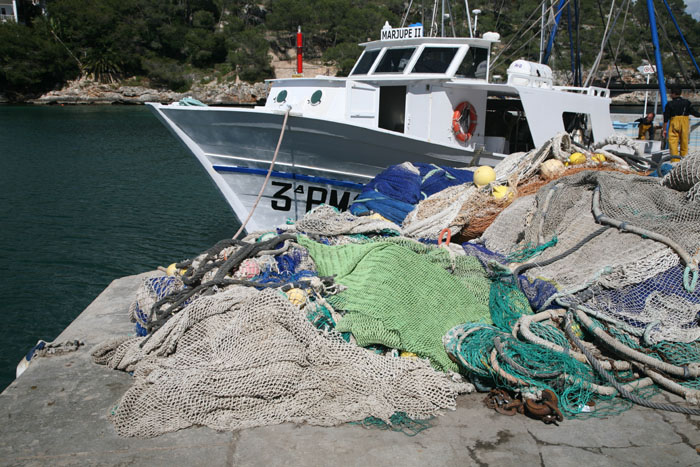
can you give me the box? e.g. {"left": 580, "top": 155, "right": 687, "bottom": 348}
{"left": 350, "top": 163, "right": 474, "bottom": 225}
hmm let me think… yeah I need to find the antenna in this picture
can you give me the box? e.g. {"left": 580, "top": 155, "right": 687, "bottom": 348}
{"left": 464, "top": 0, "right": 473, "bottom": 38}
{"left": 472, "top": 9, "right": 481, "bottom": 37}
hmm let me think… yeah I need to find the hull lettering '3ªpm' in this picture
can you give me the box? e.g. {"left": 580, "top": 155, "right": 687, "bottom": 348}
{"left": 213, "top": 165, "right": 362, "bottom": 228}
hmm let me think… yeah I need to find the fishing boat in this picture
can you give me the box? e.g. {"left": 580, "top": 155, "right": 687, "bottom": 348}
{"left": 149, "top": 21, "right": 618, "bottom": 232}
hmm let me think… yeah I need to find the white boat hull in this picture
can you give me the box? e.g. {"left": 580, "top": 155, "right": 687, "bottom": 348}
{"left": 149, "top": 104, "right": 499, "bottom": 232}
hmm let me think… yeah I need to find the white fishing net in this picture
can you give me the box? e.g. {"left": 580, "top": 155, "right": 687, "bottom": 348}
{"left": 481, "top": 170, "right": 700, "bottom": 343}
{"left": 93, "top": 285, "right": 473, "bottom": 437}
{"left": 663, "top": 150, "right": 700, "bottom": 201}
{"left": 401, "top": 183, "right": 477, "bottom": 239}
{"left": 286, "top": 204, "right": 399, "bottom": 237}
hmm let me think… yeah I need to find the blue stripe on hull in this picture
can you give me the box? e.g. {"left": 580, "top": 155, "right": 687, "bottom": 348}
{"left": 212, "top": 165, "right": 365, "bottom": 191}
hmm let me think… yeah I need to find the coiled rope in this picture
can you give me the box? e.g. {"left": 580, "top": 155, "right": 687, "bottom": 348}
{"left": 563, "top": 312, "right": 700, "bottom": 416}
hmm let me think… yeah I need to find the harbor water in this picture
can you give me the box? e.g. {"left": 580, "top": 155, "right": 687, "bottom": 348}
{"left": 0, "top": 105, "right": 240, "bottom": 390}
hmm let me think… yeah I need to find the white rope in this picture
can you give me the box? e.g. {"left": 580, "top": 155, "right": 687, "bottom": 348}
{"left": 583, "top": 0, "right": 616, "bottom": 87}
{"left": 233, "top": 107, "right": 291, "bottom": 240}
{"left": 492, "top": 0, "right": 571, "bottom": 69}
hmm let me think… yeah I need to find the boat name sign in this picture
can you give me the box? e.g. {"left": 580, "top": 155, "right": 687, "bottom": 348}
{"left": 380, "top": 23, "right": 424, "bottom": 41}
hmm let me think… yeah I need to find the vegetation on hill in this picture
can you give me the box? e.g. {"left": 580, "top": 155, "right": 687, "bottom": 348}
{"left": 1, "top": 0, "right": 699, "bottom": 100}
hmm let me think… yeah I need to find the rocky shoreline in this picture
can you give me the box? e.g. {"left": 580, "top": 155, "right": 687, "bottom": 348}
{"left": 26, "top": 78, "right": 271, "bottom": 106}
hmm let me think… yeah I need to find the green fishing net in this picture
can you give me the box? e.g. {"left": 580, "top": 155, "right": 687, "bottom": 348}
{"left": 299, "top": 236, "right": 492, "bottom": 372}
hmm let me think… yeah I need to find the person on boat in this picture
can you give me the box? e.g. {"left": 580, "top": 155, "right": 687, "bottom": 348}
{"left": 634, "top": 112, "right": 657, "bottom": 140}
{"left": 662, "top": 87, "right": 700, "bottom": 161}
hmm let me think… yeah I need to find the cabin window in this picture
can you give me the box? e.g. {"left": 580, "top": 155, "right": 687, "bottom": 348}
{"left": 350, "top": 50, "right": 380, "bottom": 75}
{"left": 412, "top": 47, "right": 459, "bottom": 74}
{"left": 378, "top": 86, "right": 406, "bottom": 133}
{"left": 563, "top": 112, "right": 593, "bottom": 145}
{"left": 374, "top": 48, "right": 416, "bottom": 74}
{"left": 456, "top": 47, "right": 489, "bottom": 79}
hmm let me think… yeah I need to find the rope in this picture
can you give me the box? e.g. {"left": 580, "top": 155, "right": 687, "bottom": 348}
{"left": 564, "top": 312, "right": 700, "bottom": 416}
{"left": 573, "top": 308, "right": 700, "bottom": 379}
{"left": 494, "top": 337, "right": 562, "bottom": 379}
{"left": 591, "top": 187, "right": 697, "bottom": 292}
{"left": 583, "top": 0, "right": 618, "bottom": 87}
{"left": 606, "top": 0, "right": 631, "bottom": 88}
{"left": 512, "top": 226, "right": 609, "bottom": 278}
{"left": 491, "top": 0, "right": 570, "bottom": 69}
{"left": 232, "top": 107, "right": 291, "bottom": 240}
{"left": 517, "top": 310, "right": 631, "bottom": 371}
{"left": 148, "top": 233, "right": 298, "bottom": 332}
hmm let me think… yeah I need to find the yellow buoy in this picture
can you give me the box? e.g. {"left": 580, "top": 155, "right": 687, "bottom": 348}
{"left": 473, "top": 166, "right": 496, "bottom": 187}
{"left": 568, "top": 152, "right": 586, "bottom": 165}
{"left": 492, "top": 185, "right": 511, "bottom": 200}
{"left": 166, "top": 263, "right": 178, "bottom": 276}
{"left": 400, "top": 351, "right": 418, "bottom": 358}
{"left": 591, "top": 153, "right": 606, "bottom": 163}
{"left": 285, "top": 288, "right": 307, "bottom": 307}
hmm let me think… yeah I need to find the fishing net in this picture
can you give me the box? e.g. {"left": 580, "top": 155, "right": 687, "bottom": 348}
{"left": 128, "top": 276, "right": 185, "bottom": 336}
{"left": 288, "top": 205, "right": 399, "bottom": 237}
{"left": 401, "top": 183, "right": 477, "bottom": 239}
{"left": 92, "top": 134, "right": 700, "bottom": 434}
{"left": 299, "top": 236, "right": 492, "bottom": 372}
{"left": 663, "top": 150, "right": 700, "bottom": 200}
{"left": 400, "top": 133, "right": 629, "bottom": 241}
{"left": 93, "top": 286, "right": 472, "bottom": 438}
{"left": 482, "top": 170, "right": 700, "bottom": 343}
{"left": 444, "top": 275, "right": 663, "bottom": 418}
{"left": 348, "top": 162, "right": 475, "bottom": 226}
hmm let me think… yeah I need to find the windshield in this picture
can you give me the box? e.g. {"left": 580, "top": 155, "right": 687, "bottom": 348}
{"left": 412, "top": 47, "right": 459, "bottom": 74}
{"left": 374, "top": 48, "right": 416, "bottom": 73}
{"left": 456, "top": 47, "right": 489, "bottom": 79}
{"left": 350, "top": 50, "right": 380, "bottom": 75}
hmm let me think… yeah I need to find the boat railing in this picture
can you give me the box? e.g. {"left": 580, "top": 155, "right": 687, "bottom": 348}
{"left": 553, "top": 86, "right": 610, "bottom": 98}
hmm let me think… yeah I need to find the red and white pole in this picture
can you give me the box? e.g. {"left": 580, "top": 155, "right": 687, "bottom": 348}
{"left": 296, "top": 26, "right": 303, "bottom": 75}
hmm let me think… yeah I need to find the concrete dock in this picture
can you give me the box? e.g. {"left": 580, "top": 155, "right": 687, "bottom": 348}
{"left": 0, "top": 273, "right": 698, "bottom": 466}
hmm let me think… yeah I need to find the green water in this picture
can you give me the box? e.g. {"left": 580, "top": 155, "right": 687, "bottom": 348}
{"left": 0, "top": 105, "right": 239, "bottom": 390}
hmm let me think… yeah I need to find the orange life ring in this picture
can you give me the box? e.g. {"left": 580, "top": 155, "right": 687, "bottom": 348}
{"left": 452, "top": 101, "right": 478, "bottom": 142}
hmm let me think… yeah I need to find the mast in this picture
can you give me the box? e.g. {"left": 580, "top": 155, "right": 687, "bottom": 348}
{"left": 660, "top": 0, "right": 700, "bottom": 78}
{"left": 441, "top": 0, "right": 446, "bottom": 37}
{"left": 543, "top": 0, "right": 567, "bottom": 64}
{"left": 647, "top": 0, "right": 668, "bottom": 110}
{"left": 539, "top": 2, "right": 546, "bottom": 63}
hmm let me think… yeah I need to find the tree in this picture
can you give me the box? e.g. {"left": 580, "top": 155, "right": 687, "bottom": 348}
{"left": 0, "top": 20, "right": 78, "bottom": 98}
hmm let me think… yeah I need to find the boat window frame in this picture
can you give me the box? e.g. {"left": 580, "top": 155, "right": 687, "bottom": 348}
{"left": 410, "top": 46, "right": 461, "bottom": 75}
{"left": 372, "top": 46, "right": 419, "bottom": 75}
{"left": 349, "top": 49, "right": 382, "bottom": 76}
{"left": 453, "top": 45, "right": 491, "bottom": 80}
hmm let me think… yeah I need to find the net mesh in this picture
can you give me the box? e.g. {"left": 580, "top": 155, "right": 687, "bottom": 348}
{"left": 93, "top": 286, "right": 472, "bottom": 438}
{"left": 663, "top": 150, "right": 700, "bottom": 200}
{"left": 481, "top": 170, "right": 700, "bottom": 343}
{"left": 299, "top": 236, "right": 492, "bottom": 372}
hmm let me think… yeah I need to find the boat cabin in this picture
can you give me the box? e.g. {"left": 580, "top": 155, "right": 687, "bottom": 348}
{"left": 263, "top": 24, "right": 614, "bottom": 156}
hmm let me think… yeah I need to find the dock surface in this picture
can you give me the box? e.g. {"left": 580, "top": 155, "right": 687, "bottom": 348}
{"left": 0, "top": 274, "right": 698, "bottom": 466}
